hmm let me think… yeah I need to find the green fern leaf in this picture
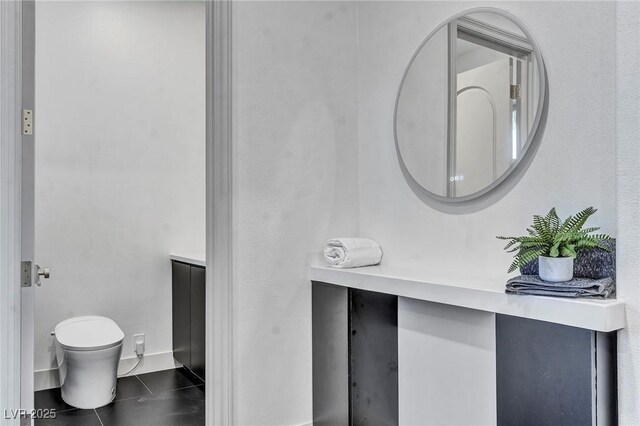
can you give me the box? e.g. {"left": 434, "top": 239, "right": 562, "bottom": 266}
{"left": 559, "top": 207, "right": 596, "bottom": 235}
{"left": 546, "top": 207, "right": 560, "bottom": 234}
{"left": 560, "top": 244, "right": 577, "bottom": 258}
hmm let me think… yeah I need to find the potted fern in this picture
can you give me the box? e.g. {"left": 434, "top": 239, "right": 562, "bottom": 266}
{"left": 497, "top": 207, "right": 612, "bottom": 282}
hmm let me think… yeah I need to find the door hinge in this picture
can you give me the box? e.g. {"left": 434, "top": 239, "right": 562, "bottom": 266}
{"left": 22, "top": 109, "right": 33, "bottom": 135}
{"left": 21, "top": 261, "right": 32, "bottom": 287}
{"left": 510, "top": 84, "right": 521, "bottom": 100}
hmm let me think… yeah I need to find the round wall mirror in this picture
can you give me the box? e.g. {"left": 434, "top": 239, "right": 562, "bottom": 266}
{"left": 394, "top": 8, "right": 547, "bottom": 202}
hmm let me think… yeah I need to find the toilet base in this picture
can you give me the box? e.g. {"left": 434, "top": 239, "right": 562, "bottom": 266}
{"left": 56, "top": 343, "right": 123, "bottom": 409}
{"left": 61, "top": 387, "right": 117, "bottom": 410}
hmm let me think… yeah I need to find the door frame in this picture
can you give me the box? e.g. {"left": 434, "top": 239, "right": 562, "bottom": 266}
{"left": 21, "top": 0, "right": 36, "bottom": 423}
{"left": 206, "top": 0, "right": 234, "bottom": 425}
{"left": 0, "top": 1, "right": 27, "bottom": 424}
{"left": 0, "top": 1, "right": 235, "bottom": 424}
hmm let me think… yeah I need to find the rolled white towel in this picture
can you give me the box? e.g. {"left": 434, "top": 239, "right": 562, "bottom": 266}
{"left": 323, "top": 238, "right": 383, "bottom": 269}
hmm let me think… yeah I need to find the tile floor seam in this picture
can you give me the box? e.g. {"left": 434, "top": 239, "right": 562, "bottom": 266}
{"left": 135, "top": 374, "right": 154, "bottom": 395}
{"left": 189, "top": 369, "right": 205, "bottom": 383}
{"left": 161, "top": 384, "right": 199, "bottom": 393}
{"left": 113, "top": 394, "right": 151, "bottom": 403}
{"left": 50, "top": 407, "right": 76, "bottom": 415}
{"left": 94, "top": 408, "right": 105, "bottom": 426}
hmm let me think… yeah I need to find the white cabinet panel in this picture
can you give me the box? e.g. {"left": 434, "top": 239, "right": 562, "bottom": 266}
{"left": 398, "top": 297, "right": 496, "bottom": 426}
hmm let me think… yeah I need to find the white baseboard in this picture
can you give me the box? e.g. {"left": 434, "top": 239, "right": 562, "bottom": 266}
{"left": 34, "top": 351, "right": 181, "bottom": 391}
{"left": 34, "top": 369, "right": 59, "bottom": 392}
{"left": 117, "top": 351, "right": 182, "bottom": 378}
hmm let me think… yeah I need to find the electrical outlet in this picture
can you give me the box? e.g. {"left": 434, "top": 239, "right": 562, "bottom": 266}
{"left": 134, "top": 334, "right": 145, "bottom": 356}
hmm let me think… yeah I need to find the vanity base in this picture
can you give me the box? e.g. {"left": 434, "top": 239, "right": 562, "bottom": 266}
{"left": 312, "top": 281, "right": 617, "bottom": 426}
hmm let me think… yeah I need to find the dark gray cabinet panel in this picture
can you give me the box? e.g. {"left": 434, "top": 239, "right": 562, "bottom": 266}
{"left": 190, "top": 266, "right": 206, "bottom": 380}
{"left": 312, "top": 283, "right": 349, "bottom": 426}
{"left": 172, "top": 261, "right": 206, "bottom": 381}
{"left": 312, "top": 282, "right": 399, "bottom": 426}
{"left": 496, "top": 314, "right": 616, "bottom": 426}
{"left": 172, "top": 261, "right": 191, "bottom": 368}
{"left": 350, "top": 289, "right": 398, "bottom": 426}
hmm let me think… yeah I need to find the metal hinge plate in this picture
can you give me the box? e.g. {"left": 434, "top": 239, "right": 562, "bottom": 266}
{"left": 22, "top": 109, "right": 33, "bottom": 135}
{"left": 510, "top": 84, "right": 521, "bottom": 100}
{"left": 21, "top": 261, "right": 32, "bottom": 287}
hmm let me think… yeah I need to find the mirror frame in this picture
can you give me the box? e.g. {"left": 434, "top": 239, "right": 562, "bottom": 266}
{"left": 394, "top": 7, "right": 547, "bottom": 204}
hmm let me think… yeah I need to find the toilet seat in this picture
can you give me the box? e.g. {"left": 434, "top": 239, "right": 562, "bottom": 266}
{"left": 54, "top": 316, "right": 124, "bottom": 351}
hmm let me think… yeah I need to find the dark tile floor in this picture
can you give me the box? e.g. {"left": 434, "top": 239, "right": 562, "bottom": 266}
{"left": 34, "top": 367, "right": 204, "bottom": 426}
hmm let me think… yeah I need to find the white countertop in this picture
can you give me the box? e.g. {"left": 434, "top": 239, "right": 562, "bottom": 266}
{"left": 310, "top": 264, "right": 626, "bottom": 332}
{"left": 170, "top": 253, "right": 206, "bottom": 267}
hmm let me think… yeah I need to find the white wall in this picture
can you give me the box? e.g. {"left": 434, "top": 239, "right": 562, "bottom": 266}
{"left": 232, "top": 1, "right": 359, "bottom": 424}
{"left": 615, "top": 1, "right": 640, "bottom": 424}
{"left": 34, "top": 1, "right": 205, "bottom": 379}
{"left": 357, "top": 0, "right": 616, "bottom": 280}
{"left": 229, "top": 1, "right": 634, "bottom": 424}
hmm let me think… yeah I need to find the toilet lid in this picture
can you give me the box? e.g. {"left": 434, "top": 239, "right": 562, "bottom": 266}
{"left": 54, "top": 316, "right": 124, "bottom": 351}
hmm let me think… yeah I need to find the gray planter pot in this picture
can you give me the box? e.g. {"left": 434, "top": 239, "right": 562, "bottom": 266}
{"left": 538, "top": 256, "right": 574, "bottom": 282}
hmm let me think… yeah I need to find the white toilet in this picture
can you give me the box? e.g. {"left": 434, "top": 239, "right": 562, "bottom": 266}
{"left": 53, "top": 316, "right": 124, "bottom": 409}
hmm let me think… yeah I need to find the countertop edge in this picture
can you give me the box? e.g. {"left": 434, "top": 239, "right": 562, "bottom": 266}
{"left": 309, "top": 265, "right": 626, "bottom": 332}
{"left": 170, "top": 253, "right": 206, "bottom": 268}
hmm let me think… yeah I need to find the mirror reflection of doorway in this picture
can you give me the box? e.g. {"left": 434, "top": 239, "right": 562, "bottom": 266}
{"left": 447, "top": 17, "right": 535, "bottom": 197}
{"left": 456, "top": 73, "right": 501, "bottom": 197}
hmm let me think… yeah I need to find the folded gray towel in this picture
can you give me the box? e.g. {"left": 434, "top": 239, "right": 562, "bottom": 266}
{"left": 506, "top": 275, "right": 615, "bottom": 299}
